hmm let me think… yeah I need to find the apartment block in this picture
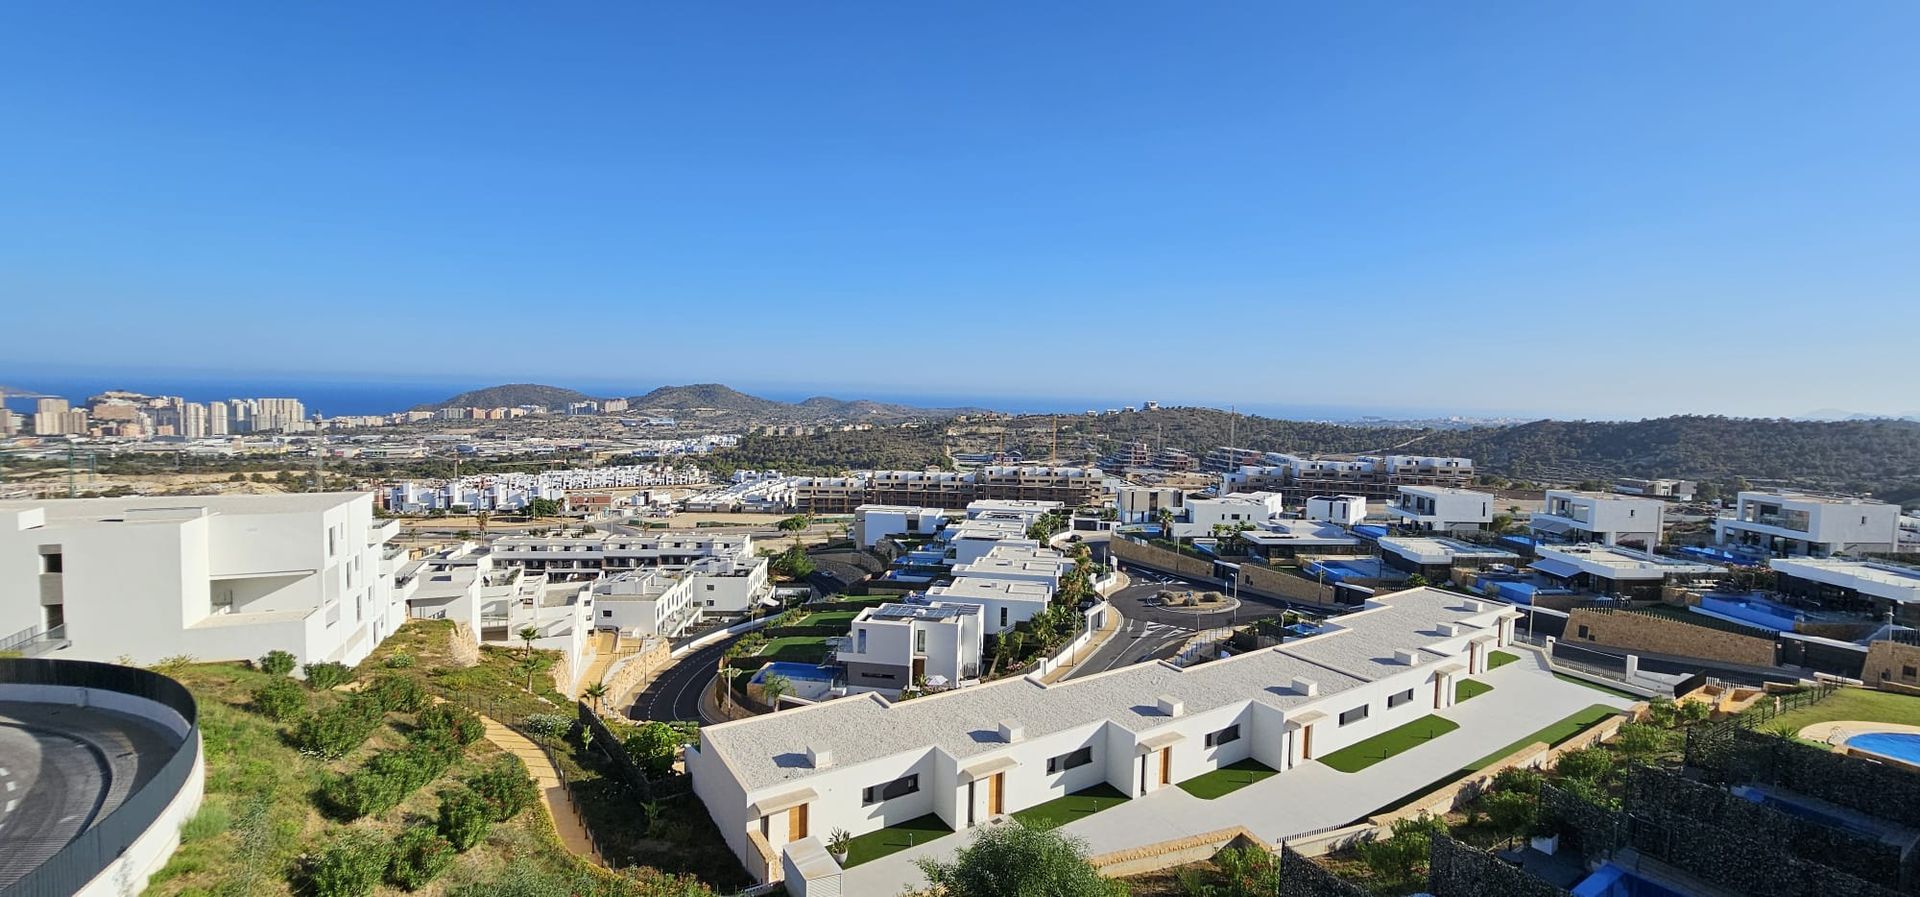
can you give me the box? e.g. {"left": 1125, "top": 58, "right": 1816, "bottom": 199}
{"left": 792, "top": 467, "right": 1105, "bottom": 515}
{"left": 688, "top": 588, "right": 1519, "bottom": 885}
{"left": 1385, "top": 486, "right": 1495, "bottom": 533}
{"left": 0, "top": 493, "right": 404, "bottom": 667}
{"left": 853, "top": 505, "right": 952, "bottom": 548}
{"left": 1714, "top": 491, "right": 1901, "bottom": 557}
{"left": 1531, "top": 490, "right": 1664, "bottom": 547}
{"left": 590, "top": 569, "right": 700, "bottom": 637}
{"left": 490, "top": 532, "right": 770, "bottom": 614}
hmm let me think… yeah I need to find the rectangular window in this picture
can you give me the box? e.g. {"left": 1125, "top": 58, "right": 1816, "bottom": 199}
{"left": 41, "top": 552, "right": 63, "bottom": 574}
{"left": 857, "top": 628, "right": 868, "bottom": 654}
{"left": 1047, "top": 746, "right": 1094, "bottom": 773}
{"left": 916, "top": 629, "right": 927, "bottom": 653}
{"left": 1905, "top": 666, "right": 1917, "bottom": 680}
{"left": 861, "top": 774, "right": 920, "bottom": 806}
{"left": 1387, "top": 689, "right": 1414, "bottom": 709}
{"left": 1339, "top": 705, "right": 1369, "bottom": 726}
{"left": 328, "top": 528, "right": 337, "bottom": 557}
{"left": 602, "top": 610, "right": 613, "bottom": 618}
{"left": 1577, "top": 625, "right": 1592, "bottom": 640}
{"left": 999, "top": 608, "right": 1009, "bottom": 628}
{"left": 1205, "top": 725, "right": 1241, "bottom": 748}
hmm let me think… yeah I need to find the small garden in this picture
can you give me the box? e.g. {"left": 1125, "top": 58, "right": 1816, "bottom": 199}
{"left": 1175, "top": 759, "right": 1277, "bottom": 799}
{"left": 1319, "top": 716, "right": 1460, "bottom": 773}
{"left": 1011, "top": 783, "right": 1131, "bottom": 831}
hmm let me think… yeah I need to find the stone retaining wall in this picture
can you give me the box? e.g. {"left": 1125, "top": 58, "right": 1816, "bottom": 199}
{"left": 1566, "top": 607, "right": 1777, "bottom": 668}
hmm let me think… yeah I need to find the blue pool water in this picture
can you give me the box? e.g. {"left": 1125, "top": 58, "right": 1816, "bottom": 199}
{"left": 1846, "top": 732, "right": 1920, "bottom": 765}
{"left": 1352, "top": 524, "right": 1390, "bottom": 541}
{"left": 751, "top": 662, "right": 837, "bottom": 685}
{"left": 1304, "top": 558, "right": 1383, "bottom": 582}
{"left": 1572, "top": 863, "right": 1689, "bottom": 897}
{"left": 1694, "top": 594, "right": 1802, "bottom": 631}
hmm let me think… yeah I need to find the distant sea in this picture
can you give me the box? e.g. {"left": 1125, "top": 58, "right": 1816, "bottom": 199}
{"left": 0, "top": 373, "right": 1490, "bottom": 423}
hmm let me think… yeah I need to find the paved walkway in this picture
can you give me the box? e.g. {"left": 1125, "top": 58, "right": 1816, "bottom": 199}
{"left": 844, "top": 652, "right": 1634, "bottom": 895}
{"left": 474, "top": 711, "right": 604, "bottom": 866}
{"left": 1041, "top": 596, "right": 1127, "bottom": 684}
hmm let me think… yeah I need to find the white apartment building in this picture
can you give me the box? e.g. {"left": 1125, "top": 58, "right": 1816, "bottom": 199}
{"left": 1386, "top": 486, "right": 1495, "bottom": 533}
{"left": 948, "top": 544, "right": 1074, "bottom": 590}
{"left": 923, "top": 576, "right": 1054, "bottom": 635}
{"left": 963, "top": 499, "right": 1065, "bottom": 526}
{"left": 591, "top": 569, "right": 700, "bottom": 638}
{"left": 1306, "top": 495, "right": 1368, "bottom": 526}
{"left": 490, "top": 532, "right": 771, "bottom": 614}
{"left": 1532, "top": 491, "right": 1664, "bottom": 548}
{"left": 1714, "top": 491, "right": 1902, "bottom": 557}
{"left": 688, "top": 588, "right": 1520, "bottom": 885}
{"left": 0, "top": 493, "right": 404, "bottom": 668}
{"left": 1175, "top": 492, "right": 1286, "bottom": 539}
{"left": 837, "top": 602, "right": 985, "bottom": 691}
{"left": 853, "top": 505, "right": 952, "bottom": 548}
{"left": 1114, "top": 487, "right": 1185, "bottom": 525}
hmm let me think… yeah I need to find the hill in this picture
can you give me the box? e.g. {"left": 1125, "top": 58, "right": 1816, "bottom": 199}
{"left": 417, "top": 383, "right": 597, "bottom": 410}
{"left": 629, "top": 383, "right": 789, "bottom": 415}
{"left": 627, "top": 384, "right": 990, "bottom": 421}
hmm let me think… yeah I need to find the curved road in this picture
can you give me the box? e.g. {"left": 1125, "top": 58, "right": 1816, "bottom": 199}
{"left": 1066, "top": 565, "right": 1320, "bottom": 681}
{"left": 0, "top": 702, "right": 177, "bottom": 889}
{"left": 628, "top": 634, "right": 740, "bottom": 723}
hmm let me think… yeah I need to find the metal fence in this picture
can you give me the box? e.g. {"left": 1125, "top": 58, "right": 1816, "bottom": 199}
{"left": 0, "top": 658, "right": 201, "bottom": 897}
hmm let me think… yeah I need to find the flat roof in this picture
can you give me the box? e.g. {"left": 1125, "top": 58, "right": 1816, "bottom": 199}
{"left": 699, "top": 588, "right": 1511, "bottom": 792}
{"left": 1395, "top": 485, "right": 1494, "bottom": 498}
{"left": 0, "top": 491, "right": 366, "bottom": 523}
{"left": 1770, "top": 557, "right": 1920, "bottom": 601}
{"left": 1239, "top": 520, "right": 1362, "bottom": 546}
{"left": 924, "top": 576, "right": 1053, "bottom": 603}
{"left": 1532, "top": 544, "right": 1723, "bottom": 579}
{"left": 1377, "top": 536, "right": 1519, "bottom": 564}
{"left": 867, "top": 602, "right": 982, "bottom": 622}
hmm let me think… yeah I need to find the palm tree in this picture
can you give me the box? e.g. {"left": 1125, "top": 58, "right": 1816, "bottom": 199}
{"left": 761, "top": 673, "right": 792, "bottom": 711}
{"left": 475, "top": 510, "right": 491, "bottom": 535}
{"left": 517, "top": 626, "right": 540, "bottom": 660}
{"left": 582, "top": 681, "right": 608, "bottom": 713}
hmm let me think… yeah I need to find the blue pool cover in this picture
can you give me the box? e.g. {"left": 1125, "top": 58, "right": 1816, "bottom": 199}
{"left": 1847, "top": 732, "right": 1920, "bottom": 765}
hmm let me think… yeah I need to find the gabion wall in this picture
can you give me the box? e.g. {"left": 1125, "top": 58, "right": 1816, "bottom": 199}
{"left": 1276, "top": 846, "right": 1370, "bottom": 897}
{"left": 1426, "top": 835, "right": 1571, "bottom": 897}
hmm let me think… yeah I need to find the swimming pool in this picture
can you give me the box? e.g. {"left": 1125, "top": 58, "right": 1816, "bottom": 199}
{"left": 1846, "top": 732, "right": 1920, "bottom": 765}
{"left": 1571, "top": 863, "right": 1689, "bottom": 897}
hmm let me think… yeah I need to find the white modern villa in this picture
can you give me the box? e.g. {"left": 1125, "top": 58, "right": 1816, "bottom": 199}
{"left": 0, "top": 493, "right": 404, "bottom": 667}
{"left": 1714, "top": 491, "right": 1901, "bottom": 557}
{"left": 688, "top": 587, "right": 1521, "bottom": 885}
{"left": 1385, "top": 486, "right": 1495, "bottom": 533}
{"left": 1530, "top": 490, "right": 1664, "bottom": 548}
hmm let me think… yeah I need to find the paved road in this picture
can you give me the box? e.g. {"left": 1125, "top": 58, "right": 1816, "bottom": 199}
{"left": 1066, "top": 565, "right": 1326, "bottom": 680}
{"left": 0, "top": 703, "right": 178, "bottom": 889}
{"left": 628, "top": 634, "right": 740, "bottom": 723}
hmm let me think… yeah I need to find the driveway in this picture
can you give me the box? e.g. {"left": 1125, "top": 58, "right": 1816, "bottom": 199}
{"left": 843, "top": 652, "right": 1634, "bottom": 895}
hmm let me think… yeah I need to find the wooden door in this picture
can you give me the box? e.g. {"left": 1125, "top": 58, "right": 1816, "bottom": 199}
{"left": 987, "top": 773, "right": 1004, "bottom": 816}
{"left": 1159, "top": 747, "right": 1172, "bottom": 785}
{"left": 1434, "top": 676, "right": 1444, "bottom": 708}
{"left": 1302, "top": 724, "right": 1314, "bottom": 760}
{"left": 788, "top": 803, "right": 808, "bottom": 841}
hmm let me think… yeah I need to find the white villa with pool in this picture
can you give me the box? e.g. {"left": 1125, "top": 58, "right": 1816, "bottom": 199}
{"left": 688, "top": 587, "right": 1528, "bottom": 886}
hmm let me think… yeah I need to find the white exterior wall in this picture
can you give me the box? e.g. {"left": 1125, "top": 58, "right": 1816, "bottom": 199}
{"left": 1535, "top": 491, "right": 1663, "bottom": 546}
{"left": 1716, "top": 492, "right": 1901, "bottom": 556}
{"left": 1388, "top": 487, "right": 1494, "bottom": 532}
{"left": 1306, "top": 495, "right": 1367, "bottom": 526}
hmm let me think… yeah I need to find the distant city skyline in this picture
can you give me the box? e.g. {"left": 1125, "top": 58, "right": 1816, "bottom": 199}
{"left": 3, "top": 3, "right": 1917, "bottom": 419}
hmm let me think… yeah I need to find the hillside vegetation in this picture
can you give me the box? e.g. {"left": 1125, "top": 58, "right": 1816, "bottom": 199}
{"left": 419, "top": 384, "right": 598, "bottom": 411}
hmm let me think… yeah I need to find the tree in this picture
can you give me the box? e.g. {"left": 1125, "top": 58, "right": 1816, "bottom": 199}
{"left": 760, "top": 673, "right": 791, "bottom": 710}
{"left": 517, "top": 627, "right": 540, "bottom": 659}
{"left": 776, "top": 513, "right": 813, "bottom": 532}
{"left": 1355, "top": 813, "right": 1447, "bottom": 884}
{"left": 582, "top": 682, "right": 608, "bottom": 713}
{"left": 914, "top": 823, "right": 1125, "bottom": 897}
{"left": 1479, "top": 790, "right": 1537, "bottom": 843}
{"left": 475, "top": 510, "right": 491, "bottom": 534}
{"left": 622, "top": 721, "right": 682, "bottom": 777}
{"left": 1153, "top": 507, "right": 1176, "bottom": 541}
{"left": 1405, "top": 574, "right": 1430, "bottom": 588}
{"left": 771, "top": 545, "right": 815, "bottom": 580}
{"left": 258, "top": 649, "right": 297, "bottom": 676}
{"left": 526, "top": 497, "right": 562, "bottom": 518}
{"left": 1553, "top": 747, "right": 1613, "bottom": 783}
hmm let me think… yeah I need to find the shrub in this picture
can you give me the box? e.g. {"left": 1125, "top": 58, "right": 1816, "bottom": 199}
{"left": 522, "top": 713, "right": 572, "bottom": 739}
{"left": 251, "top": 678, "right": 307, "bottom": 722}
{"left": 304, "top": 661, "right": 353, "bottom": 690}
{"left": 1553, "top": 747, "right": 1613, "bottom": 783}
{"left": 415, "top": 704, "right": 485, "bottom": 747}
{"left": 322, "top": 740, "right": 463, "bottom": 820}
{"left": 258, "top": 650, "right": 298, "bottom": 677}
{"left": 1491, "top": 765, "right": 1545, "bottom": 796}
{"left": 365, "top": 673, "right": 428, "bottom": 713}
{"left": 622, "top": 722, "right": 681, "bottom": 778}
{"left": 289, "top": 696, "right": 385, "bottom": 759}
{"left": 384, "top": 652, "right": 416, "bottom": 669}
{"left": 465, "top": 756, "right": 540, "bottom": 822}
{"left": 387, "top": 828, "right": 455, "bottom": 891}
{"left": 307, "top": 832, "right": 391, "bottom": 897}
{"left": 151, "top": 655, "right": 197, "bottom": 674}
{"left": 437, "top": 787, "right": 493, "bottom": 852}
{"left": 1355, "top": 813, "right": 1447, "bottom": 883}
{"left": 1479, "top": 789, "right": 1537, "bottom": 840}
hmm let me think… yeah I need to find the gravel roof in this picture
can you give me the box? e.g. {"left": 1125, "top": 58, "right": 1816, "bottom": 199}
{"left": 700, "top": 588, "right": 1507, "bottom": 792}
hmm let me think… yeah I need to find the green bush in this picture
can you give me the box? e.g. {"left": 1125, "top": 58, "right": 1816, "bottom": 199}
{"left": 321, "top": 740, "right": 463, "bottom": 820}
{"left": 288, "top": 695, "right": 385, "bottom": 759}
{"left": 387, "top": 828, "right": 455, "bottom": 891}
{"left": 437, "top": 787, "right": 493, "bottom": 852}
{"left": 522, "top": 713, "right": 572, "bottom": 739}
{"left": 1553, "top": 747, "right": 1614, "bottom": 783}
{"left": 303, "top": 661, "right": 353, "bottom": 690}
{"left": 307, "top": 832, "right": 392, "bottom": 897}
{"left": 385, "top": 652, "right": 416, "bottom": 669}
{"left": 251, "top": 678, "right": 307, "bottom": 722}
{"left": 258, "top": 650, "right": 297, "bottom": 677}
{"left": 415, "top": 703, "right": 485, "bottom": 747}
{"left": 1491, "top": 765, "right": 1545, "bottom": 796}
{"left": 1355, "top": 813, "right": 1447, "bottom": 883}
{"left": 622, "top": 722, "right": 681, "bottom": 777}
{"left": 465, "top": 756, "right": 539, "bottom": 822}
{"left": 365, "top": 673, "right": 428, "bottom": 713}
{"left": 1479, "top": 789, "right": 1537, "bottom": 840}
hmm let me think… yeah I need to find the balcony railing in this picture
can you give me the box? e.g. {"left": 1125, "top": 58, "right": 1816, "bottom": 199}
{"left": 0, "top": 623, "right": 69, "bottom": 656}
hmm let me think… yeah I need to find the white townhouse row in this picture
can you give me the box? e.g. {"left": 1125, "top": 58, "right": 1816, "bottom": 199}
{"left": 489, "top": 532, "right": 771, "bottom": 615}
{"left": 1714, "top": 491, "right": 1902, "bottom": 558}
{"left": 0, "top": 493, "right": 406, "bottom": 668}
{"left": 689, "top": 588, "right": 1521, "bottom": 885}
{"left": 385, "top": 465, "right": 707, "bottom": 513}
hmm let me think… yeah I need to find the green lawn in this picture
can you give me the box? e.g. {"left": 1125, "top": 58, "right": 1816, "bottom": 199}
{"left": 1466, "top": 704, "right": 1620, "bottom": 771}
{"left": 733, "top": 636, "right": 831, "bottom": 670}
{"left": 1011, "top": 783, "right": 1130, "bottom": 831}
{"left": 1487, "top": 650, "right": 1520, "bottom": 670}
{"left": 1767, "top": 687, "right": 1920, "bottom": 733}
{"left": 1318, "top": 715, "right": 1460, "bottom": 773}
{"left": 1553, "top": 672, "right": 1643, "bottom": 700}
{"left": 797, "top": 610, "right": 860, "bottom": 629}
{"left": 841, "top": 814, "right": 953, "bottom": 866}
{"left": 1177, "top": 758, "right": 1278, "bottom": 799}
{"left": 1455, "top": 679, "right": 1494, "bottom": 703}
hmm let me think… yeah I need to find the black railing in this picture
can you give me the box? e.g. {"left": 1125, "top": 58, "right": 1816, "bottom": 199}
{"left": 0, "top": 658, "right": 201, "bottom": 897}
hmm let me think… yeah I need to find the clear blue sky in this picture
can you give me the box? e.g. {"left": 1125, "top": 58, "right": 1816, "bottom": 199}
{"left": 3, "top": 3, "right": 1917, "bottom": 419}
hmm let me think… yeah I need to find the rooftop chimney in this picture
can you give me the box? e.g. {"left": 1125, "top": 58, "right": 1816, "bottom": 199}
{"left": 1291, "top": 677, "right": 1319, "bottom": 697}
{"left": 998, "top": 721, "right": 1025, "bottom": 743}
{"left": 807, "top": 747, "right": 833, "bottom": 769}
{"left": 1156, "top": 696, "right": 1185, "bottom": 717}
{"left": 1394, "top": 649, "right": 1422, "bottom": 666}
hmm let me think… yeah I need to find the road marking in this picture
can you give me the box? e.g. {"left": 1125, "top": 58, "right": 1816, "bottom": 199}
{"left": 4, "top": 799, "right": 15, "bottom": 813}
{"left": 3, "top": 780, "right": 12, "bottom": 792}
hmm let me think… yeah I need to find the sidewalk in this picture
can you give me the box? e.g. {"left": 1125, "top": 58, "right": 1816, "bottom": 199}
{"left": 1041, "top": 595, "right": 1127, "bottom": 684}
{"left": 475, "top": 711, "right": 604, "bottom": 866}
